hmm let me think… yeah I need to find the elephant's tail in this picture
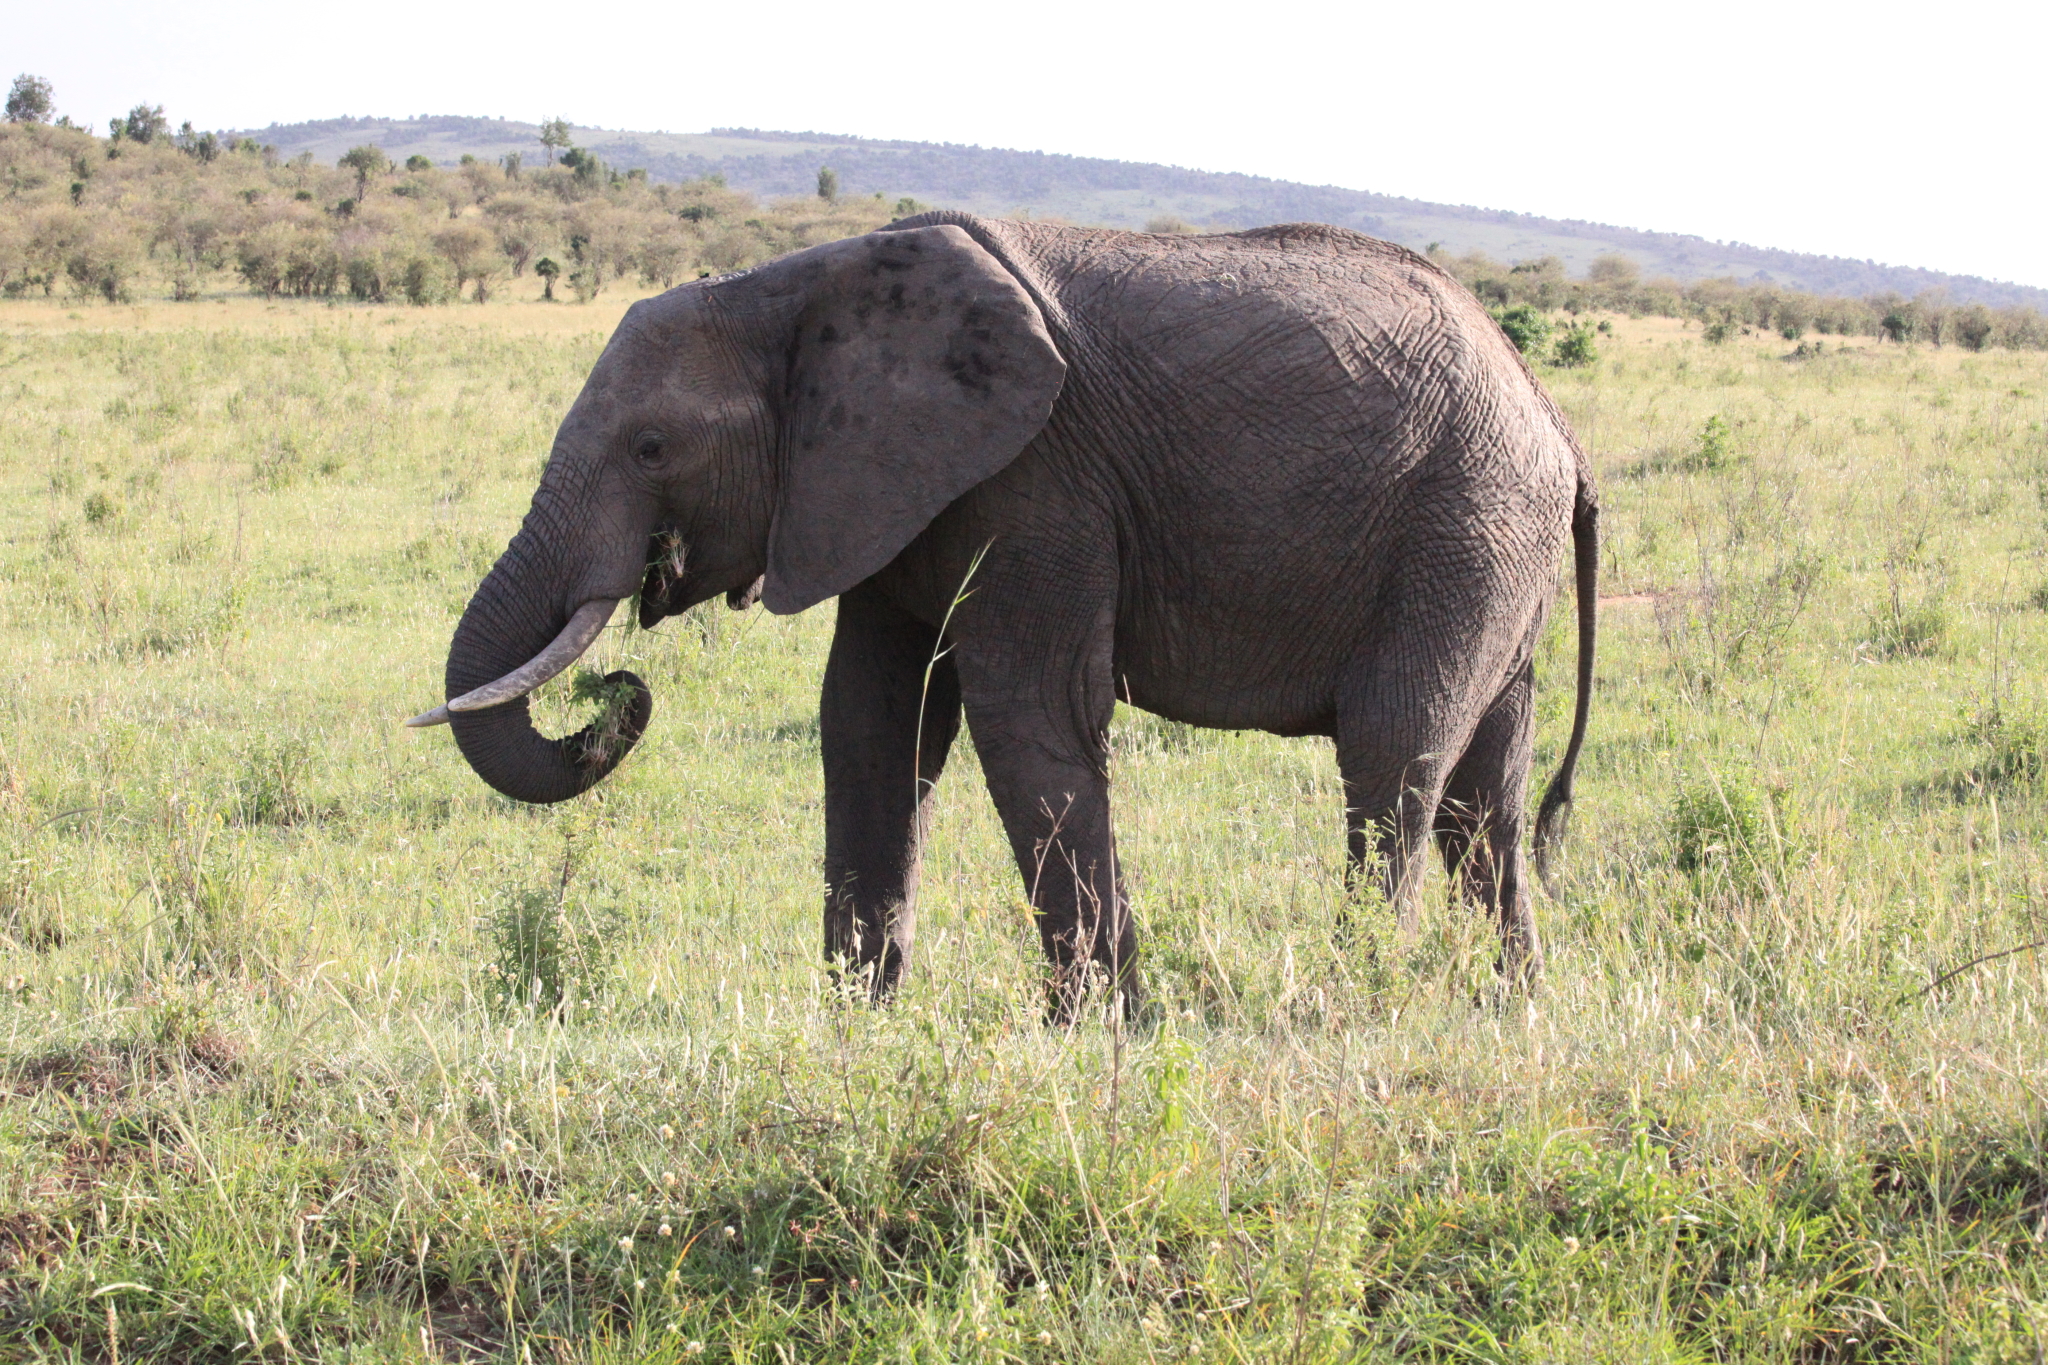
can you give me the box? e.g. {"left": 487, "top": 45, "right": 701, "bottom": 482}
{"left": 1533, "top": 484, "right": 1598, "bottom": 891}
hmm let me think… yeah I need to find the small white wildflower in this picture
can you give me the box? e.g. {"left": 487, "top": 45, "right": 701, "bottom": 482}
{"left": 723, "top": 1226, "right": 736, "bottom": 1240}
{"left": 500, "top": 1139, "right": 517, "bottom": 1155}
{"left": 1036, "top": 1330, "right": 1053, "bottom": 1345}
{"left": 634, "top": 1278, "right": 646, "bottom": 1291}
{"left": 658, "top": 1223, "right": 672, "bottom": 1237}
{"left": 1143, "top": 1254, "right": 1161, "bottom": 1270}
{"left": 1562, "top": 1236, "right": 1581, "bottom": 1254}
{"left": 684, "top": 1342, "right": 705, "bottom": 1356}
{"left": 751, "top": 1265, "right": 763, "bottom": 1277}
{"left": 659, "top": 1124, "right": 675, "bottom": 1140}
{"left": 618, "top": 1237, "right": 634, "bottom": 1253}
{"left": 662, "top": 1171, "right": 678, "bottom": 1188}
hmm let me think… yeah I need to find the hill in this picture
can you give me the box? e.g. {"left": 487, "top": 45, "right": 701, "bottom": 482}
{"left": 240, "top": 115, "right": 2048, "bottom": 311}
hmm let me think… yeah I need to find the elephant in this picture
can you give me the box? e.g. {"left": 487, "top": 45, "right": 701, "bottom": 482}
{"left": 408, "top": 211, "right": 1598, "bottom": 1017}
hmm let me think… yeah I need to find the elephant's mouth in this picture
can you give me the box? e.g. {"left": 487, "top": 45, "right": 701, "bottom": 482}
{"left": 637, "top": 525, "right": 764, "bottom": 629}
{"left": 636, "top": 526, "right": 689, "bottom": 629}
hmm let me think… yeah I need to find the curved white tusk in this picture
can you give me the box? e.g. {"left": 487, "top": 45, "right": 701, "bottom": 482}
{"left": 404, "top": 598, "right": 618, "bottom": 728}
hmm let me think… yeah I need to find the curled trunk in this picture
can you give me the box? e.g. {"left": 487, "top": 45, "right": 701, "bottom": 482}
{"left": 444, "top": 532, "right": 652, "bottom": 805}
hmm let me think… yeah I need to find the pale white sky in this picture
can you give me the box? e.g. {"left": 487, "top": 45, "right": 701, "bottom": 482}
{"left": 26, "top": 0, "right": 2047, "bottom": 287}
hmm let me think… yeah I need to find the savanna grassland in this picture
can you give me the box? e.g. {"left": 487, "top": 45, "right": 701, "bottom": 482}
{"left": 2, "top": 290, "right": 2048, "bottom": 1364}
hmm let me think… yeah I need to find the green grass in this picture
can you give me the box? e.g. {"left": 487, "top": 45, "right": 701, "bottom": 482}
{"left": 1, "top": 300, "right": 2047, "bottom": 1361}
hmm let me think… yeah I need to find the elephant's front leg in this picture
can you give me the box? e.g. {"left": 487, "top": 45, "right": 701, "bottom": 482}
{"left": 820, "top": 582, "right": 962, "bottom": 999}
{"left": 962, "top": 678, "right": 1141, "bottom": 1024}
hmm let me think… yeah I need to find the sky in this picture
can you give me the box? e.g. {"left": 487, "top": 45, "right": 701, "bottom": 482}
{"left": 17, "top": 0, "right": 2046, "bottom": 287}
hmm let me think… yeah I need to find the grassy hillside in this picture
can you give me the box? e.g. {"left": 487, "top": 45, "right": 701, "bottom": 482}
{"left": 1, "top": 293, "right": 2046, "bottom": 1359}
{"left": 239, "top": 115, "right": 2048, "bottom": 310}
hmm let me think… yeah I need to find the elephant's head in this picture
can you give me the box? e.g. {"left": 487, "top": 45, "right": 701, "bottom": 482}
{"left": 409, "top": 223, "right": 1067, "bottom": 804}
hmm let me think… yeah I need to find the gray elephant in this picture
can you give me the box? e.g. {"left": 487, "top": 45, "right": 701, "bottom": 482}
{"left": 409, "top": 212, "right": 1598, "bottom": 1016}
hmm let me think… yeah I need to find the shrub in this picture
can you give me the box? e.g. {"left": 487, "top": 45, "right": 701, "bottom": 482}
{"left": 1961, "top": 700, "right": 2048, "bottom": 787}
{"left": 815, "top": 166, "right": 838, "bottom": 202}
{"left": 1553, "top": 321, "right": 1598, "bottom": 367}
{"left": 482, "top": 876, "right": 627, "bottom": 1017}
{"left": 1862, "top": 594, "right": 1949, "bottom": 659}
{"left": 1490, "top": 304, "right": 1551, "bottom": 356}
{"left": 404, "top": 154, "right": 431, "bottom": 172}
{"left": 1670, "top": 772, "right": 1791, "bottom": 889}
{"left": 1682, "top": 414, "right": 1736, "bottom": 471}
{"left": 400, "top": 255, "right": 448, "bottom": 305}
{"left": 1954, "top": 305, "right": 1994, "bottom": 352}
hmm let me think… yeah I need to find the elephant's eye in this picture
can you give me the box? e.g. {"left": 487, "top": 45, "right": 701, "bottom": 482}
{"left": 632, "top": 432, "right": 668, "bottom": 464}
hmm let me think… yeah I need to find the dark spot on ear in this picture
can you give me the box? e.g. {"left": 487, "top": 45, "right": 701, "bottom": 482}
{"left": 818, "top": 324, "right": 838, "bottom": 344}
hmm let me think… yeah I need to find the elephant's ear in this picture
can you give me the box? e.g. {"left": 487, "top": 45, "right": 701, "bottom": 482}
{"left": 761, "top": 225, "right": 1066, "bottom": 614}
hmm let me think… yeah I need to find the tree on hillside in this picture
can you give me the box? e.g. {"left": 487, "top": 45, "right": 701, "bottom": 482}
{"left": 5, "top": 74, "right": 53, "bottom": 124}
{"left": 175, "top": 121, "right": 220, "bottom": 163}
{"left": 1586, "top": 253, "right": 1639, "bottom": 286}
{"left": 433, "top": 222, "right": 497, "bottom": 301}
{"left": 112, "top": 104, "right": 168, "bottom": 144}
{"left": 405, "top": 154, "right": 432, "bottom": 172}
{"left": 534, "top": 256, "right": 560, "bottom": 301}
{"left": 338, "top": 145, "right": 388, "bottom": 201}
{"left": 538, "top": 118, "right": 572, "bottom": 160}
{"left": 816, "top": 166, "right": 838, "bottom": 202}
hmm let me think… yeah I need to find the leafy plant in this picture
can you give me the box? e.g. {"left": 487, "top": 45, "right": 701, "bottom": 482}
{"left": 1552, "top": 321, "right": 1598, "bottom": 367}
{"left": 1490, "top": 304, "right": 1551, "bottom": 356}
{"left": 1670, "top": 771, "right": 1792, "bottom": 890}
{"left": 482, "top": 856, "right": 627, "bottom": 1017}
{"left": 1959, "top": 699, "right": 2048, "bottom": 787}
{"left": 1683, "top": 414, "right": 1737, "bottom": 471}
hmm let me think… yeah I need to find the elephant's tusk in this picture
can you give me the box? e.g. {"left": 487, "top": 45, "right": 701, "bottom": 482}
{"left": 404, "top": 598, "right": 618, "bottom": 728}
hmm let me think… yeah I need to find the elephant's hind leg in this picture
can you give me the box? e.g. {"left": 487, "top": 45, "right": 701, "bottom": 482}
{"left": 1333, "top": 609, "right": 1505, "bottom": 937}
{"left": 1434, "top": 657, "right": 1542, "bottom": 987}
{"left": 820, "top": 581, "right": 962, "bottom": 1000}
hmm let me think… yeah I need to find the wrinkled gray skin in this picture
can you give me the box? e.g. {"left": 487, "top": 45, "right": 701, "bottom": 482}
{"left": 436, "top": 212, "right": 1598, "bottom": 1018}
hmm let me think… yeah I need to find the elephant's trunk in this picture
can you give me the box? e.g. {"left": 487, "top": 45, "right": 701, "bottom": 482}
{"left": 428, "top": 525, "right": 652, "bottom": 805}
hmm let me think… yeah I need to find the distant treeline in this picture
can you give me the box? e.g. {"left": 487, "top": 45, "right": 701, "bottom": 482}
{"left": 2, "top": 103, "right": 2044, "bottom": 352}
{"left": 0, "top": 114, "right": 910, "bottom": 306}
{"left": 1431, "top": 247, "right": 2048, "bottom": 351}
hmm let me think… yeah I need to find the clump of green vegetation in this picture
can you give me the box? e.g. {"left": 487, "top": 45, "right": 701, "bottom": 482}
{"left": 1670, "top": 771, "right": 1793, "bottom": 890}
{"left": 482, "top": 845, "right": 628, "bottom": 1017}
{"left": 1552, "top": 319, "right": 1599, "bottom": 366}
{"left": 232, "top": 735, "right": 317, "bottom": 826}
{"left": 1960, "top": 699, "right": 2048, "bottom": 787}
{"left": 1490, "top": 302, "right": 1551, "bottom": 355}
{"left": 1682, "top": 413, "right": 1737, "bottom": 470}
